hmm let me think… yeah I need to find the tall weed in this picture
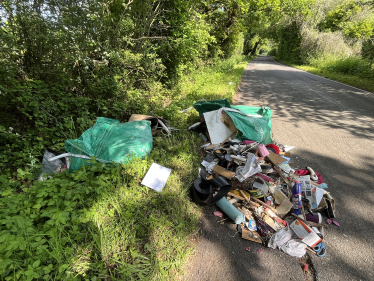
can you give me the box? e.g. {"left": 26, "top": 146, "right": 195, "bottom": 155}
{"left": 308, "top": 54, "right": 373, "bottom": 78}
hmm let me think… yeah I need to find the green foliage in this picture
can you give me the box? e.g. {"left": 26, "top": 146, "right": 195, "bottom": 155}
{"left": 319, "top": 0, "right": 362, "bottom": 32}
{"left": 275, "top": 22, "right": 302, "bottom": 63}
{"left": 362, "top": 39, "right": 374, "bottom": 61}
{"left": 266, "top": 0, "right": 374, "bottom": 89}
{"left": 0, "top": 48, "right": 249, "bottom": 280}
{"left": 343, "top": 20, "right": 374, "bottom": 39}
{"left": 268, "top": 47, "right": 278, "bottom": 56}
{"left": 0, "top": 147, "right": 200, "bottom": 280}
{"left": 307, "top": 54, "right": 373, "bottom": 77}
{"left": 279, "top": 59, "right": 374, "bottom": 93}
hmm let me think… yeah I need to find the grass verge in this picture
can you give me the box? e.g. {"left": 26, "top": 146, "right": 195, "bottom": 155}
{"left": 0, "top": 55, "right": 250, "bottom": 280}
{"left": 275, "top": 59, "right": 374, "bottom": 93}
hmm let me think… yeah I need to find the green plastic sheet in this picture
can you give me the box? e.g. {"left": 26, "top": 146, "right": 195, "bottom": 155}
{"left": 65, "top": 117, "right": 153, "bottom": 171}
{"left": 193, "top": 99, "right": 273, "bottom": 145}
{"left": 193, "top": 99, "right": 230, "bottom": 118}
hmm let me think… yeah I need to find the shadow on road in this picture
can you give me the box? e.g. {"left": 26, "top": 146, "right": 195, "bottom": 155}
{"left": 237, "top": 56, "right": 374, "bottom": 141}
{"left": 183, "top": 56, "right": 374, "bottom": 281}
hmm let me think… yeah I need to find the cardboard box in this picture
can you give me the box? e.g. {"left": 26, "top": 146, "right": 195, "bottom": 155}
{"left": 290, "top": 218, "right": 322, "bottom": 247}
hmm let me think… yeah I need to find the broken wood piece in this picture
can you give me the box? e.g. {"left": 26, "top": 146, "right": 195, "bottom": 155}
{"left": 241, "top": 229, "right": 262, "bottom": 244}
{"left": 279, "top": 151, "right": 291, "bottom": 157}
{"left": 311, "top": 181, "right": 320, "bottom": 187}
{"left": 250, "top": 201, "right": 261, "bottom": 207}
{"left": 276, "top": 198, "right": 293, "bottom": 218}
{"left": 263, "top": 215, "right": 279, "bottom": 232}
{"left": 238, "top": 207, "right": 253, "bottom": 221}
{"left": 227, "top": 192, "right": 246, "bottom": 201}
{"left": 268, "top": 151, "right": 288, "bottom": 165}
{"left": 250, "top": 197, "right": 278, "bottom": 213}
{"left": 213, "top": 165, "right": 236, "bottom": 180}
{"left": 307, "top": 247, "right": 317, "bottom": 254}
{"left": 301, "top": 205, "right": 307, "bottom": 221}
{"left": 239, "top": 190, "right": 250, "bottom": 202}
{"left": 265, "top": 155, "right": 294, "bottom": 192}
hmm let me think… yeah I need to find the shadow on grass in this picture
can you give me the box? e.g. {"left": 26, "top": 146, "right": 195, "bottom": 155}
{"left": 72, "top": 131, "right": 205, "bottom": 280}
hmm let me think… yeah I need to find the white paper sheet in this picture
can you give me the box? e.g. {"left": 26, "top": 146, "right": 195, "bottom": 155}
{"left": 141, "top": 163, "right": 172, "bottom": 192}
{"left": 283, "top": 145, "right": 295, "bottom": 152}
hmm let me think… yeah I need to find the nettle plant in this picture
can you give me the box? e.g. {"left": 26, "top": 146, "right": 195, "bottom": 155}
{"left": 0, "top": 161, "right": 124, "bottom": 280}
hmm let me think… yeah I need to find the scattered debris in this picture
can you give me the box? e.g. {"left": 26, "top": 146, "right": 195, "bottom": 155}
{"left": 190, "top": 99, "right": 338, "bottom": 260}
{"left": 128, "top": 114, "right": 171, "bottom": 136}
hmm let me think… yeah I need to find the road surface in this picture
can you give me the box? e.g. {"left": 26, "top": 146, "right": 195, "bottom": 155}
{"left": 182, "top": 56, "right": 374, "bottom": 281}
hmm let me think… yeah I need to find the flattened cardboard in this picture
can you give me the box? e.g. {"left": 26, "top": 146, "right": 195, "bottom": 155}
{"left": 279, "top": 151, "right": 291, "bottom": 158}
{"left": 268, "top": 151, "right": 288, "bottom": 165}
{"left": 220, "top": 111, "right": 237, "bottom": 133}
{"left": 128, "top": 114, "right": 153, "bottom": 122}
{"left": 263, "top": 215, "right": 278, "bottom": 232}
{"left": 276, "top": 198, "right": 293, "bottom": 218}
{"left": 213, "top": 165, "right": 236, "bottom": 180}
{"left": 242, "top": 229, "right": 262, "bottom": 244}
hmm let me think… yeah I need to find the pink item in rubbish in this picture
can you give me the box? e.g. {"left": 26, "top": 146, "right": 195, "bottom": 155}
{"left": 243, "top": 140, "right": 256, "bottom": 145}
{"left": 245, "top": 247, "right": 250, "bottom": 251}
{"left": 254, "top": 173, "right": 274, "bottom": 182}
{"left": 326, "top": 219, "right": 332, "bottom": 225}
{"left": 257, "top": 144, "right": 269, "bottom": 157}
{"left": 332, "top": 220, "right": 340, "bottom": 227}
{"left": 258, "top": 249, "right": 263, "bottom": 253}
{"left": 303, "top": 263, "right": 309, "bottom": 272}
{"left": 213, "top": 211, "right": 223, "bottom": 217}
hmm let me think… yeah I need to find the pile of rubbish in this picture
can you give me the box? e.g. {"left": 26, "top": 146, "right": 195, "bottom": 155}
{"left": 38, "top": 97, "right": 338, "bottom": 258}
{"left": 190, "top": 99, "right": 337, "bottom": 258}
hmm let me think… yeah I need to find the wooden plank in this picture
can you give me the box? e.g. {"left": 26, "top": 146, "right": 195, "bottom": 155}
{"left": 227, "top": 192, "right": 245, "bottom": 201}
{"left": 213, "top": 165, "right": 236, "bottom": 179}
{"left": 266, "top": 155, "right": 294, "bottom": 192}
{"left": 239, "top": 190, "right": 250, "bottom": 202}
{"left": 268, "top": 151, "right": 287, "bottom": 165}
{"left": 250, "top": 196, "right": 278, "bottom": 213}
{"left": 242, "top": 229, "right": 262, "bottom": 244}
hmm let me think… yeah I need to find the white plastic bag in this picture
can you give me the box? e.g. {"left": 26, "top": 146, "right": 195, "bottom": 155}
{"left": 235, "top": 153, "right": 261, "bottom": 182}
{"left": 268, "top": 226, "right": 307, "bottom": 257}
{"left": 38, "top": 150, "right": 64, "bottom": 181}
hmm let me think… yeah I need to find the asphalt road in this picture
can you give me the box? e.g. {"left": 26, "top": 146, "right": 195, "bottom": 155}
{"left": 182, "top": 56, "right": 374, "bottom": 281}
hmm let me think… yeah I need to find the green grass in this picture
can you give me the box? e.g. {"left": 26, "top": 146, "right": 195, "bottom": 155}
{"left": 0, "top": 55, "right": 250, "bottom": 281}
{"left": 275, "top": 59, "right": 374, "bottom": 93}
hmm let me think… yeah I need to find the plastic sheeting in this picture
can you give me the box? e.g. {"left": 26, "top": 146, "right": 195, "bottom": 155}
{"left": 193, "top": 99, "right": 273, "bottom": 145}
{"left": 268, "top": 225, "right": 307, "bottom": 257}
{"left": 65, "top": 117, "right": 153, "bottom": 171}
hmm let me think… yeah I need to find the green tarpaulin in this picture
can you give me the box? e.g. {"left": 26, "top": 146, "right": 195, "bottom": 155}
{"left": 65, "top": 117, "right": 153, "bottom": 171}
{"left": 193, "top": 99, "right": 273, "bottom": 145}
